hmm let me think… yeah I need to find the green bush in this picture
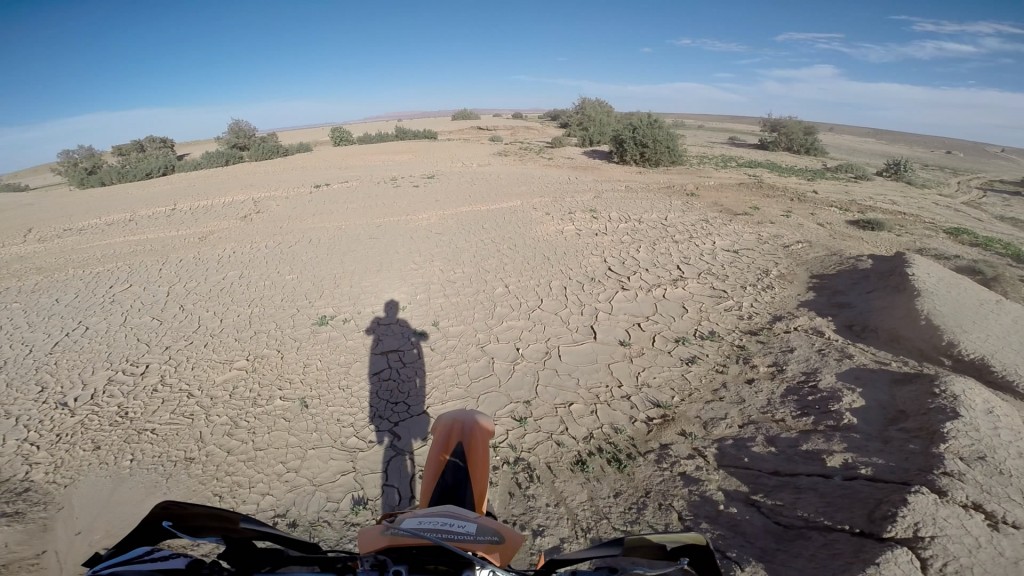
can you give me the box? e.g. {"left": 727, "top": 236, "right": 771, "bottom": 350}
{"left": 877, "top": 157, "right": 916, "bottom": 182}
{"left": 53, "top": 145, "right": 114, "bottom": 189}
{"left": 543, "top": 108, "right": 570, "bottom": 127}
{"left": 451, "top": 108, "right": 480, "bottom": 121}
{"left": 564, "top": 97, "right": 618, "bottom": 147}
{"left": 829, "top": 162, "right": 874, "bottom": 181}
{"left": 511, "top": 112, "right": 524, "bottom": 119}
{"left": 550, "top": 135, "right": 570, "bottom": 148}
{"left": 394, "top": 125, "right": 438, "bottom": 140}
{"left": 356, "top": 131, "right": 397, "bottom": 145}
{"left": 0, "top": 181, "right": 30, "bottom": 192}
{"left": 758, "top": 114, "right": 827, "bottom": 156}
{"left": 247, "top": 133, "right": 289, "bottom": 162}
{"left": 488, "top": 135, "right": 504, "bottom": 143}
{"left": 287, "top": 142, "right": 314, "bottom": 155}
{"left": 216, "top": 118, "right": 260, "bottom": 152}
{"left": 726, "top": 135, "right": 747, "bottom": 143}
{"left": 609, "top": 112, "right": 684, "bottom": 168}
{"left": 329, "top": 126, "right": 356, "bottom": 146}
{"left": 177, "top": 149, "right": 245, "bottom": 172}
{"left": 492, "top": 113, "right": 504, "bottom": 117}
{"left": 113, "top": 152, "right": 178, "bottom": 183}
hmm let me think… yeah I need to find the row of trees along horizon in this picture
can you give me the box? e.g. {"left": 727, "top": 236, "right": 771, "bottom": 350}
{"left": 0, "top": 98, "right": 919, "bottom": 192}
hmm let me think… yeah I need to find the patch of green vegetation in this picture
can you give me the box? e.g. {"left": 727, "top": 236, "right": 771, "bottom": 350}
{"left": 314, "top": 314, "right": 337, "bottom": 327}
{"left": 944, "top": 226, "right": 1024, "bottom": 264}
{"left": 828, "top": 162, "right": 874, "bottom": 181}
{"left": 488, "top": 134, "right": 504, "bottom": 143}
{"left": 850, "top": 217, "right": 892, "bottom": 232}
{"left": 617, "top": 339, "right": 632, "bottom": 348}
{"left": 569, "top": 452, "right": 593, "bottom": 474}
{"left": 0, "top": 181, "right": 31, "bottom": 192}
{"left": 673, "top": 336, "right": 691, "bottom": 345}
{"left": 687, "top": 154, "right": 842, "bottom": 181}
{"left": 550, "top": 135, "right": 570, "bottom": 148}
{"left": 451, "top": 108, "right": 481, "bottom": 121}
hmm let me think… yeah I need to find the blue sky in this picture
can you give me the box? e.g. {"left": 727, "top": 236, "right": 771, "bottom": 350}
{"left": 1, "top": 0, "right": 1023, "bottom": 172}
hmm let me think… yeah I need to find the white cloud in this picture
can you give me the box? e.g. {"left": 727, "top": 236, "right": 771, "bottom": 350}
{"left": 713, "top": 72, "right": 736, "bottom": 78}
{"left": 891, "top": 16, "right": 1024, "bottom": 36}
{"left": 641, "top": 47, "right": 653, "bottom": 53}
{"left": 670, "top": 38, "right": 748, "bottom": 52}
{"left": 778, "top": 34, "right": 1006, "bottom": 62}
{"left": 775, "top": 32, "right": 845, "bottom": 42}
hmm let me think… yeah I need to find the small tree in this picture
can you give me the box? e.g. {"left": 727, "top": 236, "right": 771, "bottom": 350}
{"left": 609, "top": 113, "right": 684, "bottom": 168}
{"left": 451, "top": 108, "right": 480, "bottom": 121}
{"left": 216, "top": 118, "right": 260, "bottom": 152}
{"left": 758, "top": 114, "right": 827, "bottom": 156}
{"left": 53, "top": 145, "right": 113, "bottom": 189}
{"left": 329, "top": 126, "right": 356, "bottom": 146}
{"left": 109, "top": 134, "right": 178, "bottom": 183}
{"left": 564, "top": 97, "right": 618, "bottom": 147}
{"left": 511, "top": 112, "right": 525, "bottom": 119}
{"left": 177, "top": 149, "right": 245, "bottom": 172}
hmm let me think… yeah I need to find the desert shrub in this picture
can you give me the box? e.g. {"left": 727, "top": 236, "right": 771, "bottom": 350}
{"left": 287, "top": 142, "right": 314, "bottom": 154}
{"left": 394, "top": 125, "right": 438, "bottom": 140}
{"left": 564, "top": 97, "right": 618, "bottom": 147}
{"left": 246, "top": 133, "right": 289, "bottom": 162}
{"left": 53, "top": 145, "right": 114, "bottom": 189}
{"left": 543, "top": 108, "right": 570, "bottom": 127}
{"left": 850, "top": 217, "right": 891, "bottom": 232}
{"left": 492, "top": 113, "right": 504, "bottom": 117}
{"left": 329, "top": 126, "right": 356, "bottom": 146}
{"left": 216, "top": 118, "right": 260, "bottom": 152}
{"left": 356, "top": 131, "right": 397, "bottom": 145}
{"left": 726, "top": 135, "right": 747, "bottom": 143}
{"left": 550, "top": 135, "right": 570, "bottom": 148}
{"left": 451, "top": 108, "right": 480, "bottom": 121}
{"left": 609, "top": 112, "right": 684, "bottom": 168}
{"left": 829, "top": 162, "right": 874, "bottom": 181}
{"left": 0, "top": 181, "right": 30, "bottom": 192}
{"left": 488, "top": 135, "right": 504, "bottom": 143}
{"left": 511, "top": 112, "right": 524, "bottom": 119}
{"left": 114, "top": 152, "right": 178, "bottom": 183}
{"left": 944, "top": 226, "right": 1024, "bottom": 264}
{"left": 177, "top": 149, "right": 245, "bottom": 172}
{"left": 877, "top": 157, "right": 916, "bottom": 182}
{"left": 758, "top": 114, "right": 827, "bottom": 156}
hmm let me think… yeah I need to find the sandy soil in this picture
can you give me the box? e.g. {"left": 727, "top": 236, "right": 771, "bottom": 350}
{"left": 1, "top": 116, "right": 1023, "bottom": 575}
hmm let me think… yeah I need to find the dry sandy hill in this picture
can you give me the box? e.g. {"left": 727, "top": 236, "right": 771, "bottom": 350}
{"left": 1, "top": 115, "right": 1023, "bottom": 575}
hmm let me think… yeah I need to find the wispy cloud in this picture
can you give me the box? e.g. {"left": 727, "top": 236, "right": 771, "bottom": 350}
{"left": 640, "top": 47, "right": 653, "bottom": 53}
{"left": 891, "top": 16, "right": 1024, "bottom": 36}
{"left": 775, "top": 32, "right": 845, "bottom": 42}
{"left": 670, "top": 38, "right": 747, "bottom": 52}
{"left": 777, "top": 34, "right": 1014, "bottom": 62}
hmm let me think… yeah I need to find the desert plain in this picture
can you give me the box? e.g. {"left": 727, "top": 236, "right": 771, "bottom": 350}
{"left": 1, "top": 115, "right": 1023, "bottom": 575}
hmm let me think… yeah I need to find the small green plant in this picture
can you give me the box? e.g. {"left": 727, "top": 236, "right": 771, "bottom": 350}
{"left": 673, "top": 336, "right": 690, "bottom": 345}
{"left": 314, "top": 314, "right": 337, "bottom": 327}
{"left": 651, "top": 397, "right": 674, "bottom": 410}
{"left": 682, "top": 430, "right": 700, "bottom": 443}
{"left": 944, "top": 226, "right": 1024, "bottom": 263}
{"left": 758, "top": 114, "right": 827, "bottom": 157}
{"left": 297, "top": 397, "right": 309, "bottom": 411}
{"left": 609, "top": 112, "right": 685, "bottom": 168}
{"left": 488, "top": 135, "right": 504, "bottom": 143}
{"left": 877, "top": 157, "right": 916, "bottom": 183}
{"left": 569, "top": 452, "right": 593, "bottom": 474}
{"left": 850, "top": 217, "right": 892, "bottom": 232}
{"left": 511, "top": 112, "right": 525, "bottom": 119}
{"left": 349, "top": 493, "right": 369, "bottom": 516}
{"left": 451, "top": 108, "right": 481, "bottom": 121}
{"left": 286, "top": 142, "right": 314, "bottom": 155}
{"left": 550, "top": 135, "right": 570, "bottom": 148}
{"left": 617, "top": 339, "right": 632, "bottom": 348}
{"left": 698, "top": 330, "right": 721, "bottom": 342}
{"left": 329, "top": 126, "right": 356, "bottom": 146}
{"left": 431, "top": 319, "right": 440, "bottom": 329}
{"left": 683, "top": 355, "right": 700, "bottom": 366}
{"left": 512, "top": 413, "right": 529, "bottom": 428}
{"left": 726, "top": 135, "right": 747, "bottom": 143}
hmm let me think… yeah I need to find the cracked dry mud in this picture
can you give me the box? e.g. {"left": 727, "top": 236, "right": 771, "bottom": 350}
{"left": 1, "top": 118, "right": 1023, "bottom": 575}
